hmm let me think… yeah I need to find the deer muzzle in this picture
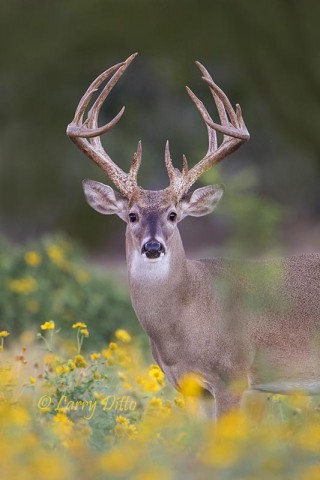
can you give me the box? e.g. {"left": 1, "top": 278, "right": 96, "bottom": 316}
{"left": 142, "top": 241, "right": 165, "bottom": 259}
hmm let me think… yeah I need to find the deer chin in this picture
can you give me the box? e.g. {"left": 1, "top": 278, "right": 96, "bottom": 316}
{"left": 130, "top": 250, "right": 171, "bottom": 280}
{"left": 141, "top": 252, "right": 165, "bottom": 263}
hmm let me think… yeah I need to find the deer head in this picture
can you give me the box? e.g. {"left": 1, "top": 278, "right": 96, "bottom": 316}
{"left": 67, "top": 53, "right": 249, "bottom": 261}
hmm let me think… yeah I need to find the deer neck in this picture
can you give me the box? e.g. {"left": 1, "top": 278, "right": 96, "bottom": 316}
{"left": 126, "top": 227, "right": 189, "bottom": 339}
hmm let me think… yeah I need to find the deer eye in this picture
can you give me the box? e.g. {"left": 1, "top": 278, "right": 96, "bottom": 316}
{"left": 168, "top": 212, "right": 177, "bottom": 222}
{"left": 129, "top": 212, "right": 138, "bottom": 223}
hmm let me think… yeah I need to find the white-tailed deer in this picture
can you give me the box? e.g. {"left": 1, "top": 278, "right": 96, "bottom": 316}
{"left": 67, "top": 53, "right": 320, "bottom": 418}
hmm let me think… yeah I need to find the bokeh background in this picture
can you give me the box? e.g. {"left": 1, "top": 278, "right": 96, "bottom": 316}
{"left": 1, "top": 0, "right": 319, "bottom": 260}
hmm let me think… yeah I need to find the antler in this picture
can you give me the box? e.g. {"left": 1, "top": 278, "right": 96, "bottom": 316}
{"left": 66, "top": 53, "right": 141, "bottom": 197}
{"left": 67, "top": 55, "right": 249, "bottom": 200}
{"left": 165, "top": 61, "right": 250, "bottom": 199}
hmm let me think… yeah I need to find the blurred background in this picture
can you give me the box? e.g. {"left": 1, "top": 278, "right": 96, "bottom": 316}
{"left": 0, "top": 0, "right": 319, "bottom": 353}
{"left": 0, "top": 0, "right": 319, "bottom": 259}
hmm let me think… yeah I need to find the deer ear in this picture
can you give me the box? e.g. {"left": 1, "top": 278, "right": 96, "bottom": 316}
{"left": 82, "top": 179, "right": 128, "bottom": 222}
{"left": 180, "top": 184, "right": 224, "bottom": 219}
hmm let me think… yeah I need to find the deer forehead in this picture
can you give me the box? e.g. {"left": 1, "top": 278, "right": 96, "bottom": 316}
{"left": 128, "top": 188, "right": 177, "bottom": 212}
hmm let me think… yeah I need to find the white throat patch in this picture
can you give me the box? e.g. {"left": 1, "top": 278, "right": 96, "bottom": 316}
{"left": 130, "top": 250, "right": 171, "bottom": 282}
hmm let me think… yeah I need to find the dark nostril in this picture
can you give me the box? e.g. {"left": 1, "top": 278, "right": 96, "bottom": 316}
{"left": 142, "top": 241, "right": 164, "bottom": 258}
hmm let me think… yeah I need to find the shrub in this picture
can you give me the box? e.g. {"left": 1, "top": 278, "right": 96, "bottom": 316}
{"left": 0, "top": 234, "right": 142, "bottom": 348}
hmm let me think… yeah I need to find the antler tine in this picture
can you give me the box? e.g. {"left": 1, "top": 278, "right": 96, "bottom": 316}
{"left": 87, "top": 54, "right": 137, "bottom": 135}
{"left": 68, "top": 53, "right": 137, "bottom": 139}
{"left": 186, "top": 86, "right": 247, "bottom": 140}
{"left": 198, "top": 61, "right": 249, "bottom": 141}
{"left": 196, "top": 61, "right": 239, "bottom": 128}
{"left": 182, "top": 154, "right": 189, "bottom": 176}
{"left": 66, "top": 53, "right": 140, "bottom": 197}
{"left": 202, "top": 77, "right": 249, "bottom": 140}
{"left": 71, "top": 62, "right": 123, "bottom": 126}
{"left": 165, "top": 140, "right": 175, "bottom": 180}
{"left": 127, "top": 141, "right": 142, "bottom": 188}
{"left": 165, "top": 140, "right": 189, "bottom": 197}
{"left": 168, "top": 62, "right": 250, "bottom": 198}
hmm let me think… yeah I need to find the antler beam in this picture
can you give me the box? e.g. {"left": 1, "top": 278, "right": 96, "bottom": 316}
{"left": 66, "top": 53, "right": 141, "bottom": 197}
{"left": 166, "top": 61, "right": 250, "bottom": 199}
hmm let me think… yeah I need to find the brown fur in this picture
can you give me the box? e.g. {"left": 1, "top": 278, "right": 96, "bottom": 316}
{"left": 127, "top": 222, "right": 320, "bottom": 417}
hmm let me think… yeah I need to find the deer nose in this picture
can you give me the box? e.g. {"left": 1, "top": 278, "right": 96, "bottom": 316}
{"left": 142, "top": 241, "right": 164, "bottom": 259}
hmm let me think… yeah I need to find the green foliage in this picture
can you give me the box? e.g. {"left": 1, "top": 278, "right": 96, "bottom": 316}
{"left": 0, "top": 235, "right": 142, "bottom": 347}
{"left": 202, "top": 166, "right": 284, "bottom": 255}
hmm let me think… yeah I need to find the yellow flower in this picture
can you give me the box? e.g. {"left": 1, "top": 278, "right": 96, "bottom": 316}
{"left": 90, "top": 352, "right": 101, "bottom": 361}
{"left": 286, "top": 391, "right": 311, "bottom": 410}
{"left": 67, "top": 359, "right": 76, "bottom": 370}
{"left": 127, "top": 424, "right": 138, "bottom": 439}
{"left": 80, "top": 328, "right": 89, "bottom": 337}
{"left": 117, "top": 351, "right": 131, "bottom": 367}
{"left": 40, "top": 320, "right": 55, "bottom": 330}
{"left": 199, "top": 412, "right": 248, "bottom": 468}
{"left": 148, "top": 397, "right": 171, "bottom": 416}
{"left": 99, "top": 447, "right": 139, "bottom": 475}
{"left": 94, "top": 392, "right": 105, "bottom": 401}
{"left": 116, "top": 415, "right": 129, "bottom": 425}
{"left": 29, "top": 376, "right": 36, "bottom": 385}
{"left": 31, "top": 454, "right": 66, "bottom": 479}
{"left": 174, "top": 397, "right": 185, "bottom": 408}
{"left": 0, "top": 331, "right": 10, "bottom": 337}
{"left": 115, "top": 329, "right": 132, "bottom": 343}
{"left": 109, "top": 342, "right": 118, "bottom": 351}
{"left": 148, "top": 364, "right": 165, "bottom": 385}
{"left": 272, "top": 394, "right": 286, "bottom": 403}
{"left": 201, "top": 439, "right": 239, "bottom": 467}
{"left": 24, "top": 251, "right": 42, "bottom": 267}
{"left": 46, "top": 244, "right": 64, "bottom": 263}
{"left": 56, "top": 365, "right": 70, "bottom": 374}
{"left": 149, "top": 397, "right": 163, "bottom": 408}
{"left": 179, "top": 372, "right": 203, "bottom": 397}
{"left": 102, "top": 348, "right": 112, "bottom": 359}
{"left": 44, "top": 353, "right": 60, "bottom": 366}
{"left": 136, "top": 376, "right": 162, "bottom": 393}
{"left": 74, "top": 354, "right": 87, "bottom": 368}
{"left": 216, "top": 410, "right": 249, "bottom": 440}
{"left": 53, "top": 412, "right": 74, "bottom": 439}
{"left": 296, "top": 424, "right": 320, "bottom": 452}
{"left": 114, "top": 417, "right": 138, "bottom": 440}
{"left": 8, "top": 276, "right": 38, "bottom": 295}
{"left": 10, "top": 406, "right": 30, "bottom": 427}
{"left": 72, "top": 322, "right": 87, "bottom": 329}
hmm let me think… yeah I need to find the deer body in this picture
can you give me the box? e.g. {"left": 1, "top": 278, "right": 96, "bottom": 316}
{"left": 130, "top": 243, "right": 320, "bottom": 415}
{"left": 67, "top": 54, "right": 320, "bottom": 417}
{"left": 126, "top": 204, "right": 320, "bottom": 415}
